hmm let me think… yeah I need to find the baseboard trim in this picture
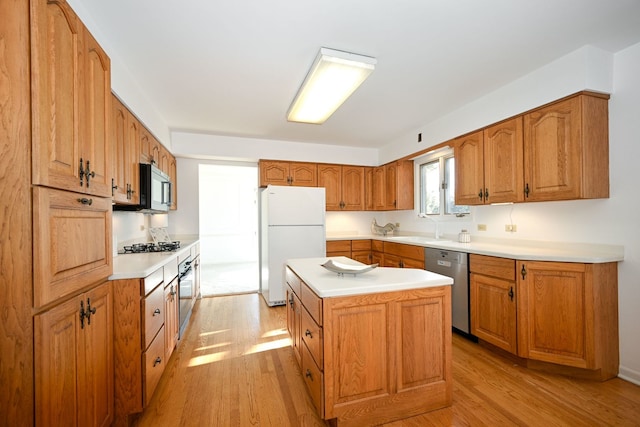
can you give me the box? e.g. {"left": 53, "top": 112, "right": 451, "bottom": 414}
{"left": 618, "top": 366, "right": 640, "bottom": 386}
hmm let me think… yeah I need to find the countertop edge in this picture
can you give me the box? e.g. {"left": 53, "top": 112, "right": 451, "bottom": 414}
{"left": 109, "top": 239, "right": 199, "bottom": 280}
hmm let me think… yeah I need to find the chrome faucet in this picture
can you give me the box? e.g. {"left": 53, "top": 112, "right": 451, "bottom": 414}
{"left": 417, "top": 213, "right": 442, "bottom": 239}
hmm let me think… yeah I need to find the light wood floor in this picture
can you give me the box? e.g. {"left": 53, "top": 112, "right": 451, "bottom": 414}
{"left": 134, "top": 293, "right": 640, "bottom": 427}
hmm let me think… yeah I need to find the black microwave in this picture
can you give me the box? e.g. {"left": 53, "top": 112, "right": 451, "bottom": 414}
{"left": 139, "top": 163, "right": 172, "bottom": 212}
{"left": 114, "top": 163, "right": 172, "bottom": 213}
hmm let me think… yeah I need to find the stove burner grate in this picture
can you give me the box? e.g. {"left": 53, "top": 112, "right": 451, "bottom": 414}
{"left": 122, "top": 241, "right": 181, "bottom": 254}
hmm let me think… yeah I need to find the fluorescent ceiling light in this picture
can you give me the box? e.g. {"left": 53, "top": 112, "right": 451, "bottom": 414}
{"left": 287, "top": 47, "right": 376, "bottom": 124}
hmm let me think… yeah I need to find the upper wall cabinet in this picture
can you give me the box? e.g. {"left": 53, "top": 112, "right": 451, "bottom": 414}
{"left": 318, "top": 164, "right": 365, "bottom": 211}
{"left": 523, "top": 93, "right": 609, "bottom": 202}
{"left": 112, "top": 95, "right": 140, "bottom": 205}
{"left": 31, "top": 0, "right": 112, "bottom": 198}
{"left": 455, "top": 117, "right": 524, "bottom": 205}
{"left": 259, "top": 160, "right": 318, "bottom": 187}
{"left": 384, "top": 160, "right": 414, "bottom": 210}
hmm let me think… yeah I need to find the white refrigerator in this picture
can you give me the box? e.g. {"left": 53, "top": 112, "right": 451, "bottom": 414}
{"left": 260, "top": 185, "right": 326, "bottom": 306}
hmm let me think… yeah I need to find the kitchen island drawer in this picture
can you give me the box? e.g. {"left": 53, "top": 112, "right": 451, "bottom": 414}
{"left": 286, "top": 267, "right": 301, "bottom": 296}
{"left": 301, "top": 281, "right": 323, "bottom": 326}
{"left": 301, "top": 307, "right": 323, "bottom": 367}
{"left": 302, "top": 343, "right": 324, "bottom": 416}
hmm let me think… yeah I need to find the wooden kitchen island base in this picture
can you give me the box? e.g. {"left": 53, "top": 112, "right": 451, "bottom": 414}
{"left": 285, "top": 257, "right": 453, "bottom": 426}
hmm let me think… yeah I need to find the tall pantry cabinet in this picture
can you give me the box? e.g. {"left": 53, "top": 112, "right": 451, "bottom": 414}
{"left": 30, "top": 0, "right": 115, "bottom": 425}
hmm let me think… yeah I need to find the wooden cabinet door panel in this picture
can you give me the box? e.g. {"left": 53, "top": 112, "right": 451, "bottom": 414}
{"left": 83, "top": 31, "right": 111, "bottom": 198}
{"left": 483, "top": 117, "right": 524, "bottom": 204}
{"left": 112, "top": 96, "right": 129, "bottom": 203}
{"left": 290, "top": 162, "right": 317, "bottom": 186}
{"left": 164, "top": 279, "right": 179, "bottom": 360}
{"left": 169, "top": 156, "right": 177, "bottom": 210}
{"left": 524, "top": 97, "right": 582, "bottom": 201}
{"left": 33, "top": 187, "right": 112, "bottom": 308}
{"left": 31, "top": 0, "right": 82, "bottom": 192}
{"left": 470, "top": 273, "right": 517, "bottom": 353}
{"left": 259, "top": 160, "right": 289, "bottom": 186}
{"left": 372, "top": 166, "right": 386, "bottom": 210}
{"left": 143, "top": 325, "right": 165, "bottom": 407}
{"left": 454, "top": 131, "right": 485, "bottom": 205}
{"left": 342, "top": 166, "right": 365, "bottom": 210}
{"left": 318, "top": 164, "right": 341, "bottom": 210}
{"left": 352, "top": 251, "right": 372, "bottom": 264}
{"left": 126, "top": 113, "right": 141, "bottom": 204}
{"left": 364, "top": 167, "right": 374, "bottom": 210}
{"left": 82, "top": 282, "right": 114, "bottom": 427}
{"left": 517, "top": 261, "right": 591, "bottom": 367}
{"left": 384, "top": 162, "right": 398, "bottom": 210}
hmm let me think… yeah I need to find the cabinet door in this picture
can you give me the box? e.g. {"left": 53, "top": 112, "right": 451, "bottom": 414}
{"left": 372, "top": 166, "right": 386, "bottom": 210}
{"left": 169, "top": 155, "right": 178, "bottom": 210}
{"left": 318, "top": 164, "right": 342, "bottom": 210}
{"left": 287, "top": 288, "right": 302, "bottom": 365}
{"left": 290, "top": 162, "right": 318, "bottom": 186}
{"left": 112, "top": 96, "right": 130, "bottom": 203}
{"left": 364, "top": 167, "right": 374, "bottom": 210}
{"left": 523, "top": 97, "right": 582, "bottom": 201}
{"left": 470, "top": 273, "right": 517, "bottom": 353}
{"left": 516, "top": 261, "right": 591, "bottom": 367}
{"left": 31, "top": 0, "right": 83, "bottom": 192}
{"left": 454, "top": 131, "right": 485, "bottom": 205}
{"left": 139, "top": 127, "right": 152, "bottom": 164}
{"left": 159, "top": 145, "right": 170, "bottom": 174}
{"left": 35, "top": 282, "right": 113, "bottom": 427}
{"left": 83, "top": 31, "right": 112, "bottom": 198}
{"left": 82, "top": 282, "right": 114, "bottom": 427}
{"left": 126, "top": 113, "right": 141, "bottom": 204}
{"left": 483, "top": 117, "right": 523, "bottom": 204}
{"left": 384, "top": 162, "right": 398, "bottom": 210}
{"left": 259, "top": 160, "right": 290, "bottom": 186}
{"left": 33, "top": 187, "right": 113, "bottom": 307}
{"left": 35, "top": 295, "right": 82, "bottom": 426}
{"left": 383, "top": 253, "right": 402, "bottom": 268}
{"left": 342, "top": 166, "right": 365, "bottom": 210}
{"left": 164, "top": 279, "right": 179, "bottom": 360}
{"left": 352, "top": 251, "right": 372, "bottom": 264}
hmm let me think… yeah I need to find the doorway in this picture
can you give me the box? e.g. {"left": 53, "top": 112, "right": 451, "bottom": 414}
{"left": 198, "top": 163, "right": 259, "bottom": 296}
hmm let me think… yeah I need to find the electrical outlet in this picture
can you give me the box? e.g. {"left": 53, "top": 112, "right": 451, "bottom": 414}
{"left": 477, "top": 224, "right": 487, "bottom": 231}
{"left": 505, "top": 224, "right": 517, "bottom": 232}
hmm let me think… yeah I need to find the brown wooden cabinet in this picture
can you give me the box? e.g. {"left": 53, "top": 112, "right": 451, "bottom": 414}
{"left": 326, "top": 240, "right": 352, "bottom": 258}
{"left": 516, "top": 260, "right": 618, "bottom": 380}
{"left": 169, "top": 155, "right": 178, "bottom": 210}
{"left": 523, "top": 93, "right": 609, "bottom": 202}
{"left": 455, "top": 117, "right": 524, "bottom": 205}
{"left": 286, "top": 266, "right": 452, "bottom": 425}
{"left": 31, "top": 0, "right": 112, "bottom": 198}
{"left": 112, "top": 95, "right": 140, "bottom": 205}
{"left": 35, "top": 280, "right": 114, "bottom": 427}
{"left": 113, "top": 266, "right": 173, "bottom": 424}
{"left": 384, "top": 160, "right": 414, "bottom": 210}
{"left": 382, "top": 242, "right": 425, "bottom": 268}
{"left": 470, "top": 254, "right": 517, "bottom": 353}
{"left": 372, "top": 166, "right": 387, "bottom": 210}
{"left": 318, "top": 164, "right": 365, "bottom": 211}
{"left": 140, "top": 128, "right": 161, "bottom": 166}
{"left": 32, "top": 187, "right": 113, "bottom": 308}
{"left": 326, "top": 239, "right": 373, "bottom": 264}
{"left": 164, "top": 277, "right": 179, "bottom": 361}
{"left": 259, "top": 160, "right": 318, "bottom": 187}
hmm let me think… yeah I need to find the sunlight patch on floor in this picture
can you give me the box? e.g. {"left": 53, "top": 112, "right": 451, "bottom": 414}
{"left": 243, "top": 338, "right": 291, "bottom": 355}
{"left": 188, "top": 351, "right": 230, "bottom": 367}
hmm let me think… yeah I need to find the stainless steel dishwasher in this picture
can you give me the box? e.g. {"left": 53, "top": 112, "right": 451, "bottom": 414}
{"left": 424, "top": 247, "right": 473, "bottom": 337}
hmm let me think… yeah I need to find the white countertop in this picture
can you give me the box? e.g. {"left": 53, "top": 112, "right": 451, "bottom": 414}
{"left": 286, "top": 257, "right": 453, "bottom": 298}
{"left": 109, "top": 239, "right": 199, "bottom": 280}
{"left": 327, "top": 234, "right": 624, "bottom": 263}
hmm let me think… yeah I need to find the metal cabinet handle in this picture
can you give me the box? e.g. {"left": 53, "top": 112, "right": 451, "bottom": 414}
{"left": 509, "top": 286, "right": 514, "bottom": 301}
{"left": 153, "top": 308, "right": 161, "bottom": 316}
{"left": 521, "top": 264, "right": 527, "bottom": 280}
{"left": 153, "top": 357, "right": 162, "bottom": 367}
{"left": 478, "top": 189, "right": 483, "bottom": 200}
{"left": 77, "top": 197, "right": 93, "bottom": 205}
{"left": 305, "top": 329, "right": 312, "bottom": 338}
{"left": 305, "top": 369, "right": 313, "bottom": 380}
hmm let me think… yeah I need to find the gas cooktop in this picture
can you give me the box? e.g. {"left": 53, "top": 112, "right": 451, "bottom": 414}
{"left": 121, "top": 241, "right": 181, "bottom": 254}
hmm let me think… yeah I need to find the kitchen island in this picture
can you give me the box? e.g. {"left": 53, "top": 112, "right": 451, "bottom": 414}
{"left": 285, "top": 257, "right": 453, "bottom": 427}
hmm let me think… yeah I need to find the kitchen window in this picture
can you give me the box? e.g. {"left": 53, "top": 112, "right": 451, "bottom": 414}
{"left": 417, "top": 148, "right": 469, "bottom": 216}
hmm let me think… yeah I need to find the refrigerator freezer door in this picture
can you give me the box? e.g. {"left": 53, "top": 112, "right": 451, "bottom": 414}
{"left": 265, "top": 185, "right": 325, "bottom": 226}
{"left": 261, "top": 225, "right": 325, "bottom": 306}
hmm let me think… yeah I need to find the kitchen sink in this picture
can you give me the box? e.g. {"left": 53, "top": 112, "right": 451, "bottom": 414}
{"left": 385, "top": 235, "right": 451, "bottom": 244}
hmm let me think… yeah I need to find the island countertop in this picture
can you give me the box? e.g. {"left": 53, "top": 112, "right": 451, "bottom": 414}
{"left": 286, "top": 256, "right": 453, "bottom": 298}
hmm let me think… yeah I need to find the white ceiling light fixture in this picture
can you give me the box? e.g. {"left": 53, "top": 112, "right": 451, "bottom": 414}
{"left": 287, "top": 47, "right": 377, "bottom": 124}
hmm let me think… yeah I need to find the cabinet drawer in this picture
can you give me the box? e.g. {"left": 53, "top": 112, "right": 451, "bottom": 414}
{"left": 301, "top": 342, "right": 324, "bottom": 416}
{"left": 143, "top": 283, "right": 164, "bottom": 350}
{"left": 384, "top": 242, "right": 424, "bottom": 261}
{"left": 326, "top": 240, "right": 351, "bottom": 253}
{"left": 143, "top": 325, "right": 165, "bottom": 407}
{"left": 372, "top": 239, "right": 384, "bottom": 252}
{"left": 470, "top": 254, "right": 515, "bottom": 280}
{"left": 327, "top": 251, "right": 351, "bottom": 258}
{"left": 286, "top": 267, "right": 301, "bottom": 296}
{"left": 32, "top": 187, "right": 112, "bottom": 307}
{"left": 351, "top": 239, "right": 371, "bottom": 251}
{"left": 143, "top": 267, "right": 164, "bottom": 296}
{"left": 301, "top": 282, "right": 323, "bottom": 326}
{"left": 301, "top": 308, "right": 323, "bottom": 367}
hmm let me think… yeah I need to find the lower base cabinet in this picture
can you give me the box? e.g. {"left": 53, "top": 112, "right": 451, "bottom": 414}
{"left": 35, "top": 280, "right": 114, "bottom": 427}
{"left": 286, "top": 267, "right": 452, "bottom": 426}
{"left": 470, "top": 254, "right": 619, "bottom": 380}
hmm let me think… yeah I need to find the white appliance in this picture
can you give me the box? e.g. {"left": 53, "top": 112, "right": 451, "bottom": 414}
{"left": 260, "top": 185, "right": 326, "bottom": 306}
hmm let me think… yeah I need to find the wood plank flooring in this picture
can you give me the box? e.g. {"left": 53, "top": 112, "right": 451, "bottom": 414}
{"left": 134, "top": 293, "right": 640, "bottom": 427}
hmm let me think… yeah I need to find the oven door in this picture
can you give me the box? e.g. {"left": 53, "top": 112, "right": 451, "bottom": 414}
{"left": 178, "top": 262, "right": 194, "bottom": 338}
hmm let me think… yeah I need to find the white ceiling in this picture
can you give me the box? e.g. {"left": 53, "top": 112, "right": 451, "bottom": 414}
{"left": 80, "top": 0, "right": 640, "bottom": 149}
